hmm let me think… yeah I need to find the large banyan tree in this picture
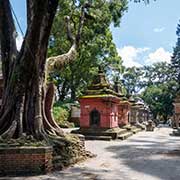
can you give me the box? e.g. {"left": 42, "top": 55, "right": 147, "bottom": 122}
{"left": 0, "top": 0, "right": 149, "bottom": 141}
{"left": 0, "top": 0, "right": 130, "bottom": 142}
{"left": 0, "top": 0, "right": 88, "bottom": 140}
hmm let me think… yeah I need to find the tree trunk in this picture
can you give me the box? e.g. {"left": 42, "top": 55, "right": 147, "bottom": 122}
{"left": 0, "top": 0, "right": 86, "bottom": 140}
{"left": 0, "top": 0, "right": 62, "bottom": 140}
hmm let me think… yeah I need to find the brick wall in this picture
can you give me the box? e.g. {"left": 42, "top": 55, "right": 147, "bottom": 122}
{"left": 0, "top": 146, "right": 53, "bottom": 176}
{"left": 79, "top": 97, "right": 119, "bottom": 128}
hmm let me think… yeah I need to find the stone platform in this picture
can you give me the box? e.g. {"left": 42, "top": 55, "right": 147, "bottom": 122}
{"left": 122, "top": 125, "right": 143, "bottom": 134}
{"left": 72, "top": 127, "right": 133, "bottom": 141}
{"left": 172, "top": 128, "right": 180, "bottom": 136}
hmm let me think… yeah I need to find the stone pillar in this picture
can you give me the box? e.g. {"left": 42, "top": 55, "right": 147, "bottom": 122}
{"left": 129, "top": 106, "right": 139, "bottom": 125}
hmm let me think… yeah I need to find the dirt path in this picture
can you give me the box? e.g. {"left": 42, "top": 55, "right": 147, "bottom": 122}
{"left": 2, "top": 127, "right": 180, "bottom": 180}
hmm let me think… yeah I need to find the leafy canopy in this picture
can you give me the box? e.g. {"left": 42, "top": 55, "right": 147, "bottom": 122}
{"left": 48, "top": 0, "right": 128, "bottom": 101}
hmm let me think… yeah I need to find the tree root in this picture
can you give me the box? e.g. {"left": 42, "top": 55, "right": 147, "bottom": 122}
{"left": 48, "top": 133, "right": 94, "bottom": 170}
{"left": 1, "top": 120, "right": 17, "bottom": 139}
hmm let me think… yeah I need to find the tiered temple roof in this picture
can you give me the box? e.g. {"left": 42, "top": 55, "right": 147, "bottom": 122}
{"left": 81, "top": 68, "right": 126, "bottom": 100}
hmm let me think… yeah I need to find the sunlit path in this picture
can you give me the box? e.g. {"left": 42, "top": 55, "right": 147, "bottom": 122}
{"left": 4, "top": 127, "right": 180, "bottom": 180}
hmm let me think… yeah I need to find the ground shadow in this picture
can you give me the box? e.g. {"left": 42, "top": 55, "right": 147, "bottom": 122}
{"left": 106, "top": 127, "right": 180, "bottom": 180}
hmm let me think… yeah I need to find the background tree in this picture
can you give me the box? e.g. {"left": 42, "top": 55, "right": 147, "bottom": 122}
{"left": 142, "top": 62, "right": 173, "bottom": 86}
{"left": 171, "top": 22, "right": 180, "bottom": 84}
{"left": 116, "top": 61, "right": 177, "bottom": 120}
{"left": 141, "top": 82, "right": 176, "bottom": 121}
{"left": 122, "top": 66, "right": 143, "bottom": 96}
{"left": 140, "top": 21, "right": 180, "bottom": 121}
{"left": 140, "top": 61, "right": 178, "bottom": 121}
{"left": 48, "top": 0, "right": 127, "bottom": 101}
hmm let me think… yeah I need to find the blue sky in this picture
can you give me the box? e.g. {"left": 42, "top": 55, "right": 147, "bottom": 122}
{"left": 112, "top": 0, "right": 180, "bottom": 67}
{"left": 10, "top": 0, "right": 180, "bottom": 67}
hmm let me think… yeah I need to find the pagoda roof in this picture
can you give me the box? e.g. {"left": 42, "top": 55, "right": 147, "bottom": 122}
{"left": 82, "top": 67, "right": 126, "bottom": 100}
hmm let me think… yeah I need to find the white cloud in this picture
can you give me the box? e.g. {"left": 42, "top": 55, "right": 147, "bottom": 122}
{"left": 153, "top": 27, "right": 165, "bottom": 33}
{"left": 16, "top": 34, "right": 23, "bottom": 51}
{"left": 117, "top": 46, "right": 149, "bottom": 67}
{"left": 145, "top": 48, "right": 171, "bottom": 64}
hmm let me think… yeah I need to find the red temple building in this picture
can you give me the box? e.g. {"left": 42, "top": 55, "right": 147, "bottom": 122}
{"left": 79, "top": 69, "right": 120, "bottom": 129}
{"left": 72, "top": 68, "right": 133, "bottom": 140}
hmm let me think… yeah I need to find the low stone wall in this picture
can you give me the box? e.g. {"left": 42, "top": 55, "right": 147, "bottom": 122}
{"left": 0, "top": 146, "right": 53, "bottom": 176}
{"left": 52, "top": 134, "right": 90, "bottom": 170}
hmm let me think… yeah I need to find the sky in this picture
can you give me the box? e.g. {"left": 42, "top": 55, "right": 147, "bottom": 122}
{"left": 10, "top": 0, "right": 180, "bottom": 67}
{"left": 111, "top": 0, "right": 180, "bottom": 67}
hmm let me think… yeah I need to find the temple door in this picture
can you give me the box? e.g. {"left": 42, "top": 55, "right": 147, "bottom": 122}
{"left": 90, "top": 109, "right": 100, "bottom": 127}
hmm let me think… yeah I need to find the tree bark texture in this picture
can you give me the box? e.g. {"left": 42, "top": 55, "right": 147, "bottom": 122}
{"left": 0, "top": 0, "right": 62, "bottom": 140}
{"left": 0, "top": 0, "right": 86, "bottom": 140}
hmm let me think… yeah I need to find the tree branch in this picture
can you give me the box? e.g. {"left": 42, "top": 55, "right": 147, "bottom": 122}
{"left": 76, "top": 2, "right": 89, "bottom": 46}
{"left": 46, "top": 1, "right": 91, "bottom": 74}
{"left": 65, "top": 16, "right": 74, "bottom": 44}
{"left": 47, "top": 44, "right": 77, "bottom": 72}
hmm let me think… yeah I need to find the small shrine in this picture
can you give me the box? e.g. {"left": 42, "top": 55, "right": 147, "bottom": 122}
{"left": 129, "top": 97, "right": 138, "bottom": 125}
{"left": 129, "top": 97, "right": 146, "bottom": 131}
{"left": 113, "top": 80, "right": 130, "bottom": 127}
{"left": 136, "top": 100, "right": 147, "bottom": 123}
{"left": 79, "top": 68, "right": 120, "bottom": 129}
{"left": 72, "top": 68, "right": 133, "bottom": 140}
{"left": 142, "top": 106, "right": 150, "bottom": 122}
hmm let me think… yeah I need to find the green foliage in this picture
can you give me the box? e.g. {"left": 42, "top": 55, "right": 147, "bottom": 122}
{"left": 53, "top": 105, "right": 74, "bottom": 128}
{"left": 117, "top": 61, "right": 178, "bottom": 120}
{"left": 141, "top": 83, "right": 175, "bottom": 120}
{"left": 142, "top": 62, "right": 173, "bottom": 86}
{"left": 48, "top": 0, "right": 127, "bottom": 101}
{"left": 138, "top": 22, "right": 180, "bottom": 120}
{"left": 171, "top": 22, "right": 180, "bottom": 84}
{"left": 122, "top": 66, "right": 144, "bottom": 95}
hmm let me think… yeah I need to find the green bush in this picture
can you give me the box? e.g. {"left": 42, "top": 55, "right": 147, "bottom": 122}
{"left": 53, "top": 106, "right": 74, "bottom": 128}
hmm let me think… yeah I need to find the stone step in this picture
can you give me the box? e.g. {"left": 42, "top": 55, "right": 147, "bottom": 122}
{"left": 131, "top": 128, "right": 142, "bottom": 134}
{"left": 172, "top": 130, "right": 180, "bottom": 136}
{"left": 122, "top": 125, "right": 132, "bottom": 130}
{"left": 117, "top": 128, "right": 128, "bottom": 134}
{"left": 118, "top": 132, "right": 133, "bottom": 140}
{"left": 122, "top": 125, "right": 137, "bottom": 131}
{"left": 72, "top": 132, "right": 118, "bottom": 139}
{"left": 84, "top": 135, "right": 112, "bottom": 141}
{"left": 136, "top": 124, "right": 146, "bottom": 130}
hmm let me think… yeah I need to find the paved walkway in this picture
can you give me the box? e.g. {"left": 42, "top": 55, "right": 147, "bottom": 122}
{"left": 2, "top": 127, "right": 180, "bottom": 180}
